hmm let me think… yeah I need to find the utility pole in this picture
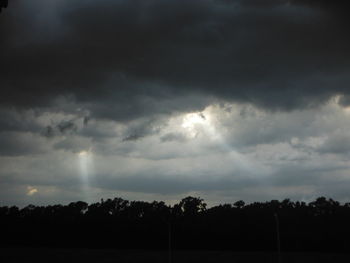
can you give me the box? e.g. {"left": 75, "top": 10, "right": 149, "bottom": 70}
{"left": 168, "top": 221, "right": 173, "bottom": 263}
{"left": 274, "top": 213, "right": 281, "bottom": 263}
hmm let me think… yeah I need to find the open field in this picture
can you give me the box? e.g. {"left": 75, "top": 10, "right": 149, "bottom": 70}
{"left": 1, "top": 248, "right": 349, "bottom": 263}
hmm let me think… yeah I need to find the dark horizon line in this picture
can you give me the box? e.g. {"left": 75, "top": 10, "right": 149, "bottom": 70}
{"left": 1, "top": 195, "right": 346, "bottom": 209}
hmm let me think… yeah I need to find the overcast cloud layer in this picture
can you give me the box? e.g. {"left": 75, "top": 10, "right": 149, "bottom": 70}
{"left": 1, "top": 0, "right": 350, "bottom": 206}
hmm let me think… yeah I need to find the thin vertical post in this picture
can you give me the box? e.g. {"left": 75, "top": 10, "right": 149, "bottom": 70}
{"left": 274, "top": 213, "right": 281, "bottom": 263}
{"left": 168, "top": 221, "right": 172, "bottom": 263}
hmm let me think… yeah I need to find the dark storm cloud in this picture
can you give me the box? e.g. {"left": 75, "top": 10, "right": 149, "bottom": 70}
{"left": 0, "top": 0, "right": 7, "bottom": 12}
{"left": 292, "top": 0, "right": 350, "bottom": 10}
{"left": 43, "top": 120, "right": 78, "bottom": 138}
{"left": 1, "top": 0, "right": 350, "bottom": 125}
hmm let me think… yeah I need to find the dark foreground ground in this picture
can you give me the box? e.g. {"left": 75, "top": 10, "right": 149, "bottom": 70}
{"left": 1, "top": 248, "right": 349, "bottom": 263}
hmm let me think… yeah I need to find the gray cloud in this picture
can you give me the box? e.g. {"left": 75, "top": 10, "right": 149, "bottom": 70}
{"left": 318, "top": 133, "right": 350, "bottom": 154}
{"left": 91, "top": 174, "right": 256, "bottom": 195}
{"left": 43, "top": 118, "right": 83, "bottom": 138}
{"left": 160, "top": 132, "right": 188, "bottom": 143}
{"left": 122, "top": 134, "right": 144, "bottom": 142}
{"left": 53, "top": 136, "right": 92, "bottom": 153}
{"left": 0, "top": 108, "right": 42, "bottom": 133}
{"left": 0, "top": 131, "right": 49, "bottom": 156}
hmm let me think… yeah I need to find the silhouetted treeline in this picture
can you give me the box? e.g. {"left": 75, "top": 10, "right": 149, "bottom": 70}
{"left": 1, "top": 196, "right": 350, "bottom": 252}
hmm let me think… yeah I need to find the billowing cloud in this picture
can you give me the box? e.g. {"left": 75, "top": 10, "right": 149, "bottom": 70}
{"left": 2, "top": 99, "right": 350, "bottom": 206}
{"left": 1, "top": 0, "right": 350, "bottom": 206}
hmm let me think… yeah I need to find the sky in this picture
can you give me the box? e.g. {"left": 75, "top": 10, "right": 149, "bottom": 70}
{"left": 1, "top": 0, "right": 350, "bottom": 207}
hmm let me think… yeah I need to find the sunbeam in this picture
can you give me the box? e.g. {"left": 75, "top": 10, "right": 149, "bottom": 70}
{"left": 77, "top": 149, "right": 94, "bottom": 200}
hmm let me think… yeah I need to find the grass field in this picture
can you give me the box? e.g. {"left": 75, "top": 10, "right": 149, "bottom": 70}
{"left": 1, "top": 248, "right": 349, "bottom": 263}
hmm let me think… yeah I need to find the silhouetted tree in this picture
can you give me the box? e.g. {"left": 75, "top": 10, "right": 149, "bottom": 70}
{"left": 1, "top": 196, "right": 350, "bottom": 252}
{"left": 234, "top": 200, "right": 245, "bottom": 209}
{"left": 174, "top": 196, "right": 207, "bottom": 217}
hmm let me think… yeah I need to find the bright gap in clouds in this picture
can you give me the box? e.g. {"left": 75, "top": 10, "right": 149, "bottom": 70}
{"left": 26, "top": 186, "right": 38, "bottom": 196}
{"left": 182, "top": 112, "right": 207, "bottom": 129}
{"left": 181, "top": 112, "right": 207, "bottom": 138}
{"left": 177, "top": 108, "right": 261, "bottom": 179}
{"left": 180, "top": 111, "right": 219, "bottom": 140}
